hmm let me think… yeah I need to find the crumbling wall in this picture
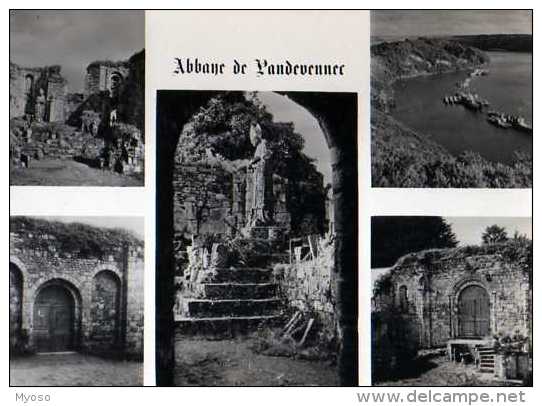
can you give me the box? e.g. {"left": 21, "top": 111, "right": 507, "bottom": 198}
{"left": 9, "top": 226, "right": 144, "bottom": 358}
{"left": 9, "top": 62, "right": 68, "bottom": 122}
{"left": 173, "top": 163, "right": 233, "bottom": 238}
{"left": 277, "top": 236, "right": 336, "bottom": 340}
{"left": 84, "top": 63, "right": 129, "bottom": 97}
{"left": 374, "top": 242, "right": 532, "bottom": 349}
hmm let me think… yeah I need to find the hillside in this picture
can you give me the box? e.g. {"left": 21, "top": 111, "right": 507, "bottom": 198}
{"left": 371, "top": 38, "right": 488, "bottom": 111}
{"left": 371, "top": 37, "right": 532, "bottom": 188}
{"left": 450, "top": 34, "right": 532, "bottom": 53}
{"left": 371, "top": 109, "right": 532, "bottom": 188}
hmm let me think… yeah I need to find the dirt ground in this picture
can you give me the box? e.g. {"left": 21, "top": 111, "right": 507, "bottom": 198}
{"left": 10, "top": 353, "right": 143, "bottom": 386}
{"left": 10, "top": 159, "right": 143, "bottom": 186}
{"left": 175, "top": 337, "right": 339, "bottom": 386}
{"left": 375, "top": 354, "right": 522, "bottom": 387}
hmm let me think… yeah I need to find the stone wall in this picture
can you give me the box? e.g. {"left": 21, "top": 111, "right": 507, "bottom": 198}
{"left": 173, "top": 163, "right": 233, "bottom": 238}
{"left": 277, "top": 236, "right": 336, "bottom": 340}
{"left": 9, "top": 227, "right": 144, "bottom": 358}
{"left": 373, "top": 242, "right": 532, "bottom": 349}
{"left": 125, "top": 248, "right": 145, "bottom": 358}
{"left": 10, "top": 62, "right": 68, "bottom": 122}
{"left": 84, "top": 63, "right": 129, "bottom": 97}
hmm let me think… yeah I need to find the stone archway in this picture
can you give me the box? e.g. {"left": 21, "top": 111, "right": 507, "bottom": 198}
{"left": 32, "top": 279, "right": 82, "bottom": 352}
{"left": 9, "top": 263, "right": 24, "bottom": 349}
{"left": 156, "top": 90, "right": 358, "bottom": 386}
{"left": 110, "top": 72, "right": 123, "bottom": 99}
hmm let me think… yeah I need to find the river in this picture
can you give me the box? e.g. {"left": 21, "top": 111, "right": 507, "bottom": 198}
{"left": 392, "top": 52, "right": 532, "bottom": 165}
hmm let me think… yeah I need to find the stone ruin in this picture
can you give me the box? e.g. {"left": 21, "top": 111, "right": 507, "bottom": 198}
{"left": 372, "top": 241, "right": 532, "bottom": 381}
{"left": 10, "top": 219, "right": 144, "bottom": 358}
{"left": 172, "top": 124, "right": 338, "bottom": 350}
{"left": 10, "top": 63, "right": 68, "bottom": 122}
{"left": 9, "top": 56, "right": 144, "bottom": 178}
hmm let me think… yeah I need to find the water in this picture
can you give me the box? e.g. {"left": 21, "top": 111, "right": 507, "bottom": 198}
{"left": 392, "top": 52, "right": 532, "bottom": 165}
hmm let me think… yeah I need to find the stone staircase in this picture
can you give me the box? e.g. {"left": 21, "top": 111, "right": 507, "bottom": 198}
{"left": 176, "top": 235, "right": 288, "bottom": 338}
{"left": 477, "top": 346, "right": 496, "bottom": 374}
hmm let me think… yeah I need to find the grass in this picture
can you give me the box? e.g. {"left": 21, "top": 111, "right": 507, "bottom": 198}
{"left": 10, "top": 159, "right": 143, "bottom": 186}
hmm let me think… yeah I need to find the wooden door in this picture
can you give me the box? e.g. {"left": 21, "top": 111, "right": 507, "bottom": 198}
{"left": 458, "top": 285, "right": 490, "bottom": 337}
{"left": 33, "top": 285, "right": 74, "bottom": 352}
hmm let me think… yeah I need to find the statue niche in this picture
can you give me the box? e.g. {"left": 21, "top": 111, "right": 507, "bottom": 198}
{"left": 34, "top": 88, "right": 46, "bottom": 122}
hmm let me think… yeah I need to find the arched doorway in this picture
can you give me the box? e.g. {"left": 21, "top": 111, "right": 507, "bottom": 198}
{"left": 457, "top": 285, "right": 490, "bottom": 338}
{"left": 33, "top": 284, "right": 75, "bottom": 352}
{"left": 9, "top": 263, "right": 23, "bottom": 348}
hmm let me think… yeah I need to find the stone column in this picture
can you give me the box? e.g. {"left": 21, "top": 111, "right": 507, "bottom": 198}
{"left": 492, "top": 290, "right": 498, "bottom": 335}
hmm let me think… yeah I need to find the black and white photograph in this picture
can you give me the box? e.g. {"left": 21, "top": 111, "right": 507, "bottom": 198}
{"left": 371, "top": 10, "right": 532, "bottom": 188}
{"left": 156, "top": 90, "right": 358, "bottom": 386}
{"left": 9, "top": 216, "right": 144, "bottom": 386}
{"left": 371, "top": 216, "right": 532, "bottom": 386}
{"left": 9, "top": 10, "right": 145, "bottom": 186}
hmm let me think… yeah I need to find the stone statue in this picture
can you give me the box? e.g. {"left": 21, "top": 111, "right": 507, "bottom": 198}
{"left": 247, "top": 122, "right": 273, "bottom": 226}
{"left": 35, "top": 88, "right": 46, "bottom": 122}
{"left": 110, "top": 109, "right": 117, "bottom": 127}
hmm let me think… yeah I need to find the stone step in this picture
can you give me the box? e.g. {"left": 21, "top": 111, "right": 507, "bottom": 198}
{"left": 175, "top": 314, "right": 284, "bottom": 338}
{"left": 212, "top": 267, "right": 273, "bottom": 284}
{"left": 203, "top": 283, "right": 278, "bottom": 300}
{"left": 480, "top": 368, "right": 495, "bottom": 374}
{"left": 186, "top": 298, "right": 282, "bottom": 318}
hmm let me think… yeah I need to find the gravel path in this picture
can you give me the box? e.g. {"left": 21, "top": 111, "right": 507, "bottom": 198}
{"left": 10, "top": 353, "right": 143, "bottom": 386}
{"left": 174, "top": 338, "right": 338, "bottom": 386}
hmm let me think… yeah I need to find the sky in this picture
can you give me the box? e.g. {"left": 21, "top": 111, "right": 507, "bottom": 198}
{"left": 256, "top": 92, "right": 332, "bottom": 185}
{"left": 38, "top": 216, "right": 144, "bottom": 239}
{"left": 371, "top": 216, "right": 532, "bottom": 288}
{"left": 10, "top": 10, "right": 144, "bottom": 92}
{"left": 371, "top": 10, "right": 532, "bottom": 38}
{"left": 444, "top": 216, "right": 532, "bottom": 247}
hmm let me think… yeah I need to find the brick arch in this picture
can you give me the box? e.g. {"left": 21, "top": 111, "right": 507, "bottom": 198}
{"left": 91, "top": 264, "right": 122, "bottom": 281}
{"left": 9, "top": 256, "right": 29, "bottom": 281}
{"left": 449, "top": 276, "right": 490, "bottom": 301}
{"left": 156, "top": 90, "right": 358, "bottom": 386}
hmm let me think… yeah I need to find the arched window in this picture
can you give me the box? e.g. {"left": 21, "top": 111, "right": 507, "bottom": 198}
{"left": 24, "top": 75, "right": 34, "bottom": 95}
{"left": 399, "top": 285, "right": 408, "bottom": 312}
{"left": 91, "top": 270, "right": 121, "bottom": 346}
{"left": 110, "top": 72, "right": 123, "bottom": 98}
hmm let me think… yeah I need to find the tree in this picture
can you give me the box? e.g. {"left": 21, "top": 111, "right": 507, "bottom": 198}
{"left": 482, "top": 224, "right": 508, "bottom": 245}
{"left": 371, "top": 216, "right": 458, "bottom": 268}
